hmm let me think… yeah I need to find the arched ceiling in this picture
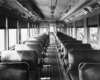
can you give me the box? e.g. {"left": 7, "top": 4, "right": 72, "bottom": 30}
{"left": 0, "top": 0, "right": 96, "bottom": 22}
{"left": 34, "top": 0, "right": 79, "bottom": 20}
{"left": 16, "top": 0, "right": 80, "bottom": 20}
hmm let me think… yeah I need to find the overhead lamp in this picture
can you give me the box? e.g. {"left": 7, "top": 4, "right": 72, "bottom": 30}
{"left": 51, "top": 0, "right": 57, "bottom": 7}
{"left": 82, "top": 9, "right": 88, "bottom": 14}
{"left": 50, "top": 0, "right": 58, "bottom": 19}
{"left": 86, "top": 6, "right": 93, "bottom": 12}
{"left": 51, "top": 6, "right": 55, "bottom": 10}
{"left": 90, "top": 2, "right": 100, "bottom": 11}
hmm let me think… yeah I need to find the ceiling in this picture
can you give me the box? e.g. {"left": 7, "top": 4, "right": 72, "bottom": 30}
{"left": 34, "top": 0, "right": 79, "bottom": 20}
{"left": 0, "top": 0, "right": 93, "bottom": 21}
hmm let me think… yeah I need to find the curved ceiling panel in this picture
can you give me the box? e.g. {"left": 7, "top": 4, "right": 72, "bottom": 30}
{"left": 17, "top": 0, "right": 45, "bottom": 19}
{"left": 34, "top": 0, "right": 74, "bottom": 20}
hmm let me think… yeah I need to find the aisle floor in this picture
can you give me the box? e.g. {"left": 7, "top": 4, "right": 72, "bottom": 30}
{"left": 41, "top": 35, "right": 67, "bottom": 80}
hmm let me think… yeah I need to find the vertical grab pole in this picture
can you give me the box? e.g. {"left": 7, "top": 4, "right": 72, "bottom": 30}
{"left": 16, "top": 20, "right": 21, "bottom": 44}
{"left": 98, "top": 14, "right": 100, "bottom": 49}
{"left": 83, "top": 18, "right": 89, "bottom": 43}
{"left": 32, "top": 23, "right": 34, "bottom": 37}
{"left": 5, "top": 17, "right": 9, "bottom": 50}
{"left": 27, "top": 22, "right": 30, "bottom": 39}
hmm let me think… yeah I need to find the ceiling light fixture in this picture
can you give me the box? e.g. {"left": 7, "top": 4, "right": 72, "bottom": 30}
{"left": 51, "top": 0, "right": 58, "bottom": 20}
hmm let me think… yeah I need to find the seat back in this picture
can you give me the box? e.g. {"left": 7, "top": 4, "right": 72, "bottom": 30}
{"left": 79, "top": 63, "right": 100, "bottom": 80}
{"left": 65, "top": 44, "right": 92, "bottom": 50}
{"left": 63, "top": 44, "right": 92, "bottom": 59}
{"left": 25, "top": 41, "right": 44, "bottom": 48}
{"left": 15, "top": 44, "right": 42, "bottom": 58}
{"left": 1, "top": 50, "right": 38, "bottom": 71}
{"left": 0, "top": 62, "right": 28, "bottom": 80}
{"left": 68, "top": 50, "right": 100, "bottom": 70}
{"left": 62, "top": 40, "right": 82, "bottom": 44}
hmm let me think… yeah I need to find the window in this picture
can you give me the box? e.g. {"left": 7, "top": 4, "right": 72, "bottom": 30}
{"left": 9, "top": 29, "right": 16, "bottom": 47}
{"left": 21, "top": 29, "right": 28, "bottom": 42}
{"left": 90, "top": 27, "right": 98, "bottom": 41}
{"left": 32, "top": 28, "right": 36, "bottom": 37}
{"left": 43, "top": 28, "right": 47, "bottom": 33}
{"left": 0, "top": 30, "right": 4, "bottom": 51}
{"left": 50, "top": 26, "right": 54, "bottom": 32}
{"left": 40, "top": 28, "right": 43, "bottom": 34}
{"left": 77, "top": 28, "right": 84, "bottom": 40}
{"left": 57, "top": 28, "right": 60, "bottom": 31}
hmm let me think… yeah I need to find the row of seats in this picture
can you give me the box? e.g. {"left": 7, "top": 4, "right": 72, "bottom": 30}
{"left": 56, "top": 32, "right": 100, "bottom": 80}
{"left": 0, "top": 33, "right": 49, "bottom": 80}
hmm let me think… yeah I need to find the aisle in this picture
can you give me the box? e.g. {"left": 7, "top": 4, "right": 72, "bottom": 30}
{"left": 41, "top": 34, "right": 66, "bottom": 80}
